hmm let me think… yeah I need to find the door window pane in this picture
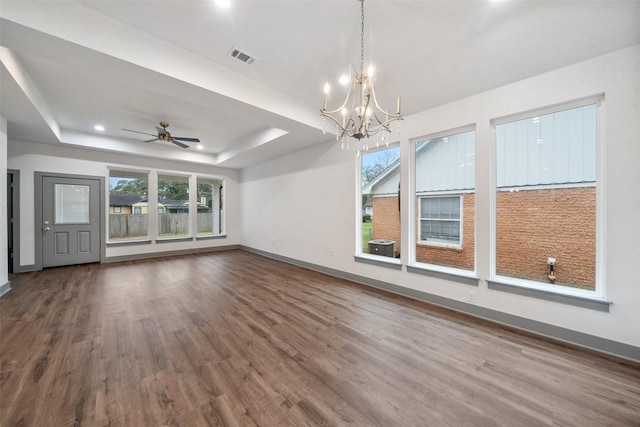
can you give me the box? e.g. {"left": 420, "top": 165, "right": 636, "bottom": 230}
{"left": 55, "top": 184, "right": 90, "bottom": 224}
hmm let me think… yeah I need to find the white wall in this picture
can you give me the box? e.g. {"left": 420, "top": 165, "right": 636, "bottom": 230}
{"left": 7, "top": 141, "right": 241, "bottom": 266}
{"left": 241, "top": 45, "right": 640, "bottom": 348}
{"left": 0, "top": 117, "right": 8, "bottom": 289}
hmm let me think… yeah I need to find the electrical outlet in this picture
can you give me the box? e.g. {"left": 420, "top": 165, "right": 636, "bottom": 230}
{"left": 467, "top": 291, "right": 476, "bottom": 304}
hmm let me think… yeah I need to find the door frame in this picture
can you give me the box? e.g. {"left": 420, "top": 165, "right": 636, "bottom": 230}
{"left": 34, "top": 172, "right": 105, "bottom": 270}
{"left": 7, "top": 169, "right": 20, "bottom": 273}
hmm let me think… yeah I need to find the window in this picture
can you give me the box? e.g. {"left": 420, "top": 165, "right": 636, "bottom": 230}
{"left": 493, "top": 101, "right": 599, "bottom": 293}
{"left": 196, "top": 177, "right": 224, "bottom": 237}
{"left": 412, "top": 129, "right": 475, "bottom": 271}
{"left": 157, "top": 174, "right": 190, "bottom": 239}
{"left": 360, "top": 145, "right": 400, "bottom": 259}
{"left": 419, "top": 196, "right": 461, "bottom": 246}
{"left": 108, "top": 169, "right": 148, "bottom": 241}
{"left": 55, "top": 184, "right": 90, "bottom": 224}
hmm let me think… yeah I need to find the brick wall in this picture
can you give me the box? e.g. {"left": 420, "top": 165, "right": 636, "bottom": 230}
{"left": 371, "top": 188, "right": 595, "bottom": 289}
{"left": 415, "top": 193, "right": 475, "bottom": 270}
{"left": 497, "top": 187, "right": 595, "bottom": 289}
{"left": 372, "top": 196, "right": 401, "bottom": 257}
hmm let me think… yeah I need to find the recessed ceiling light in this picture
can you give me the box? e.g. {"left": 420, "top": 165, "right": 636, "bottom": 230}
{"left": 214, "top": 0, "right": 231, "bottom": 8}
{"left": 94, "top": 125, "right": 105, "bottom": 131}
{"left": 196, "top": 145, "right": 204, "bottom": 150}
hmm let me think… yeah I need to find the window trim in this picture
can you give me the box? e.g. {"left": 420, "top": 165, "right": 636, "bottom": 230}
{"left": 156, "top": 172, "right": 192, "bottom": 239}
{"left": 417, "top": 194, "right": 463, "bottom": 248}
{"left": 408, "top": 124, "right": 476, "bottom": 273}
{"left": 107, "top": 167, "right": 150, "bottom": 243}
{"left": 195, "top": 176, "right": 225, "bottom": 238}
{"left": 356, "top": 143, "right": 401, "bottom": 261}
{"left": 489, "top": 94, "right": 605, "bottom": 300}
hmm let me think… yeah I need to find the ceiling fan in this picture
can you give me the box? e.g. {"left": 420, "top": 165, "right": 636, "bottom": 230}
{"left": 122, "top": 121, "right": 200, "bottom": 148}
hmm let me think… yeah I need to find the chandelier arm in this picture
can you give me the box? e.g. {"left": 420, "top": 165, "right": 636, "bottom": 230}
{"left": 321, "top": 78, "right": 356, "bottom": 115}
{"left": 368, "top": 81, "right": 402, "bottom": 119}
{"left": 322, "top": 113, "right": 352, "bottom": 135}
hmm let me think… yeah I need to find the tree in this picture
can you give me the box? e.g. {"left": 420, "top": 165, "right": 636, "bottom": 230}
{"left": 158, "top": 180, "right": 189, "bottom": 201}
{"left": 361, "top": 148, "right": 400, "bottom": 186}
{"left": 362, "top": 163, "right": 387, "bottom": 186}
{"left": 110, "top": 178, "right": 147, "bottom": 195}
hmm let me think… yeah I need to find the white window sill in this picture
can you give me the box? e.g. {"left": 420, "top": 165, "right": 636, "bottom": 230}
{"left": 487, "top": 278, "right": 612, "bottom": 312}
{"left": 354, "top": 254, "right": 402, "bottom": 270}
{"left": 196, "top": 234, "right": 227, "bottom": 241}
{"left": 407, "top": 263, "right": 479, "bottom": 286}
{"left": 106, "top": 239, "right": 152, "bottom": 247}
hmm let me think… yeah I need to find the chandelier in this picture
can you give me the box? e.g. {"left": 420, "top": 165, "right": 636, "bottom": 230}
{"left": 321, "top": 0, "right": 402, "bottom": 150}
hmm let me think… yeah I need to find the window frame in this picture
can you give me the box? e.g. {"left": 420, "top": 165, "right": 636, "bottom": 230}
{"left": 195, "top": 176, "right": 226, "bottom": 239}
{"left": 356, "top": 143, "right": 402, "bottom": 266}
{"left": 156, "top": 172, "right": 192, "bottom": 240}
{"left": 490, "top": 95, "right": 605, "bottom": 300}
{"left": 107, "top": 167, "right": 150, "bottom": 243}
{"left": 408, "top": 125, "right": 477, "bottom": 276}
{"left": 417, "top": 194, "right": 463, "bottom": 248}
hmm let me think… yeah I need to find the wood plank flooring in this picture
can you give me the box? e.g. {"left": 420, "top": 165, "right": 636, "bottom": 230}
{"left": 1, "top": 250, "right": 639, "bottom": 426}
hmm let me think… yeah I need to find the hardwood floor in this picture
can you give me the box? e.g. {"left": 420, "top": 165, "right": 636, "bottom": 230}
{"left": 1, "top": 250, "right": 639, "bottom": 426}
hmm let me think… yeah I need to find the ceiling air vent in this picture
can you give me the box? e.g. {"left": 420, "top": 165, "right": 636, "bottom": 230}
{"left": 229, "top": 47, "right": 256, "bottom": 65}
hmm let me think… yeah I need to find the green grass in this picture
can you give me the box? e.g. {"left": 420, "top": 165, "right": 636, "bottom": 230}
{"left": 362, "top": 220, "right": 372, "bottom": 253}
{"left": 157, "top": 232, "right": 190, "bottom": 239}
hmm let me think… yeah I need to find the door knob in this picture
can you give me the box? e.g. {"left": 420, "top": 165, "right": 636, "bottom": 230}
{"left": 43, "top": 220, "right": 50, "bottom": 231}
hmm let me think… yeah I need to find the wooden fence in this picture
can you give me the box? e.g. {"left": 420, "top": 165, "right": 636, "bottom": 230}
{"left": 109, "top": 213, "right": 213, "bottom": 238}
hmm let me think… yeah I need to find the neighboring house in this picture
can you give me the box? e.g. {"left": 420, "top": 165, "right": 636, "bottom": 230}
{"left": 363, "top": 202, "right": 373, "bottom": 220}
{"left": 131, "top": 199, "right": 211, "bottom": 214}
{"left": 364, "top": 114, "right": 595, "bottom": 287}
{"left": 109, "top": 194, "right": 145, "bottom": 214}
{"left": 362, "top": 159, "right": 401, "bottom": 257}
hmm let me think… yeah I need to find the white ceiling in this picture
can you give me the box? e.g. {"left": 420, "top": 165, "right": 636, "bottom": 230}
{"left": 2, "top": 0, "right": 639, "bottom": 169}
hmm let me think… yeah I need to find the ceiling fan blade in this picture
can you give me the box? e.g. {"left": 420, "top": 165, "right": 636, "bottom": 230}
{"left": 144, "top": 138, "right": 159, "bottom": 143}
{"left": 155, "top": 126, "right": 168, "bottom": 136}
{"left": 122, "top": 128, "right": 157, "bottom": 137}
{"left": 173, "top": 137, "right": 200, "bottom": 142}
{"left": 170, "top": 139, "right": 189, "bottom": 149}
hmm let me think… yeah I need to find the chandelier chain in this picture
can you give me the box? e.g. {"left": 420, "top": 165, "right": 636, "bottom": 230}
{"left": 360, "top": 0, "right": 365, "bottom": 74}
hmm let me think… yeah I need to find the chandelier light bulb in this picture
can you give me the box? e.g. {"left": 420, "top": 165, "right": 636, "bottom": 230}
{"left": 339, "top": 75, "right": 350, "bottom": 85}
{"left": 367, "top": 65, "right": 375, "bottom": 77}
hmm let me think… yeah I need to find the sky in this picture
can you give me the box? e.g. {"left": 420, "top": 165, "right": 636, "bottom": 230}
{"left": 361, "top": 146, "right": 400, "bottom": 170}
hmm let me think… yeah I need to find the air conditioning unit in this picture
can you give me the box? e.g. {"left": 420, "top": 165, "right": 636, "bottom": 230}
{"left": 368, "top": 239, "right": 396, "bottom": 258}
